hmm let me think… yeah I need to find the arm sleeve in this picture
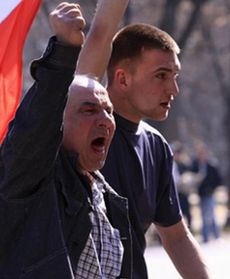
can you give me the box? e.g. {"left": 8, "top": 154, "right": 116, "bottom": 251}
{"left": 154, "top": 139, "right": 182, "bottom": 226}
{"left": 0, "top": 37, "right": 81, "bottom": 199}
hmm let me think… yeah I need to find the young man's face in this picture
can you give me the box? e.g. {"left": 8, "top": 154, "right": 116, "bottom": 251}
{"left": 63, "top": 77, "right": 115, "bottom": 172}
{"left": 116, "top": 49, "right": 181, "bottom": 123}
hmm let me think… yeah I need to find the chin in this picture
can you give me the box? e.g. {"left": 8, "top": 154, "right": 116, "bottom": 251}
{"left": 97, "top": 161, "right": 106, "bottom": 171}
{"left": 151, "top": 115, "right": 167, "bottom": 122}
{"left": 88, "top": 161, "right": 105, "bottom": 172}
{"left": 158, "top": 112, "right": 169, "bottom": 121}
{"left": 159, "top": 116, "right": 168, "bottom": 121}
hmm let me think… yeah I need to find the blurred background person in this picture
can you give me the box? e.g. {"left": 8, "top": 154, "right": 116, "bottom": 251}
{"left": 171, "top": 141, "right": 195, "bottom": 230}
{"left": 192, "top": 141, "right": 223, "bottom": 243}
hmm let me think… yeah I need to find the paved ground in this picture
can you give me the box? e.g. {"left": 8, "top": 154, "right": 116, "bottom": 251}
{"left": 145, "top": 232, "right": 230, "bottom": 279}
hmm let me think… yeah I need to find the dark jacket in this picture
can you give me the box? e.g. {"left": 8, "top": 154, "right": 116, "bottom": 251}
{"left": 0, "top": 37, "right": 132, "bottom": 279}
{"left": 192, "top": 160, "right": 222, "bottom": 198}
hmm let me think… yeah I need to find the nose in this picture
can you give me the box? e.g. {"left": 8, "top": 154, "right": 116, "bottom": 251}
{"left": 173, "top": 80, "right": 179, "bottom": 96}
{"left": 167, "top": 79, "right": 179, "bottom": 98}
{"left": 96, "top": 110, "right": 115, "bottom": 130}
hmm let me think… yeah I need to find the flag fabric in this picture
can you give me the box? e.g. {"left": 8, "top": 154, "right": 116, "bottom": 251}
{"left": 0, "top": 0, "right": 41, "bottom": 143}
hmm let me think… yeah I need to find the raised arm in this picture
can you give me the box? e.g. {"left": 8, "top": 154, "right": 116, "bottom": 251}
{"left": 0, "top": 4, "right": 85, "bottom": 199}
{"left": 76, "top": 0, "right": 129, "bottom": 80}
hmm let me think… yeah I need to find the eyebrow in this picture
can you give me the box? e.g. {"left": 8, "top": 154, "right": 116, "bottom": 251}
{"left": 80, "top": 101, "right": 113, "bottom": 109}
{"left": 154, "top": 66, "right": 180, "bottom": 73}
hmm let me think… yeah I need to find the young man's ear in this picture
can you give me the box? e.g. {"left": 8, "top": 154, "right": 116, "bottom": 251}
{"left": 115, "top": 69, "right": 130, "bottom": 90}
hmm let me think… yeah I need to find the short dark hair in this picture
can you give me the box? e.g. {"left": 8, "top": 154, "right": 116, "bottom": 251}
{"left": 107, "top": 23, "right": 180, "bottom": 83}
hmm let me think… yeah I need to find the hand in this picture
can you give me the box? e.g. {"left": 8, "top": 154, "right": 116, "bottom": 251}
{"left": 49, "top": 2, "right": 86, "bottom": 46}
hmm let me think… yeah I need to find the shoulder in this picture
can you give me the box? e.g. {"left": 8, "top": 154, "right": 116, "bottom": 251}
{"left": 140, "top": 121, "right": 173, "bottom": 155}
{"left": 140, "top": 121, "right": 167, "bottom": 141}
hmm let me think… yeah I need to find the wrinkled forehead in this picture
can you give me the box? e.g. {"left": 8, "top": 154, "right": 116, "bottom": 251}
{"left": 70, "top": 74, "right": 106, "bottom": 93}
{"left": 68, "top": 75, "right": 111, "bottom": 105}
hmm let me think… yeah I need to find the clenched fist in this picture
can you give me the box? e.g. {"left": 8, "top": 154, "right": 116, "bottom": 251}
{"left": 49, "top": 2, "right": 86, "bottom": 46}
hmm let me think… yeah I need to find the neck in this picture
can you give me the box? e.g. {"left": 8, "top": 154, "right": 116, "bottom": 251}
{"left": 110, "top": 96, "right": 141, "bottom": 124}
{"left": 81, "top": 170, "right": 96, "bottom": 186}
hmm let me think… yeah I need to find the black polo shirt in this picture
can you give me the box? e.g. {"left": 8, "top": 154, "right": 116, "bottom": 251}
{"left": 101, "top": 113, "right": 182, "bottom": 279}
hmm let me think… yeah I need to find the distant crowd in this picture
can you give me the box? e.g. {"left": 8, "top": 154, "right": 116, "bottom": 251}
{"left": 171, "top": 140, "right": 224, "bottom": 243}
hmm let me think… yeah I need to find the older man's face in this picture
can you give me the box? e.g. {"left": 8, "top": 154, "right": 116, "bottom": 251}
{"left": 63, "top": 76, "right": 115, "bottom": 172}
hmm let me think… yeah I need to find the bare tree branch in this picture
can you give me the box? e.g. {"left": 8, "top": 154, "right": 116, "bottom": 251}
{"left": 159, "top": 0, "right": 181, "bottom": 34}
{"left": 178, "top": 0, "right": 207, "bottom": 50}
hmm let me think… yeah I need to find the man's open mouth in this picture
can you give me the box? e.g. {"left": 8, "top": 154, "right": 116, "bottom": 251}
{"left": 160, "top": 102, "right": 170, "bottom": 109}
{"left": 91, "top": 137, "right": 106, "bottom": 152}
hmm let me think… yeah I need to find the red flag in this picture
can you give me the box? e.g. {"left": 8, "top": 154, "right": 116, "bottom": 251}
{"left": 0, "top": 0, "right": 41, "bottom": 143}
